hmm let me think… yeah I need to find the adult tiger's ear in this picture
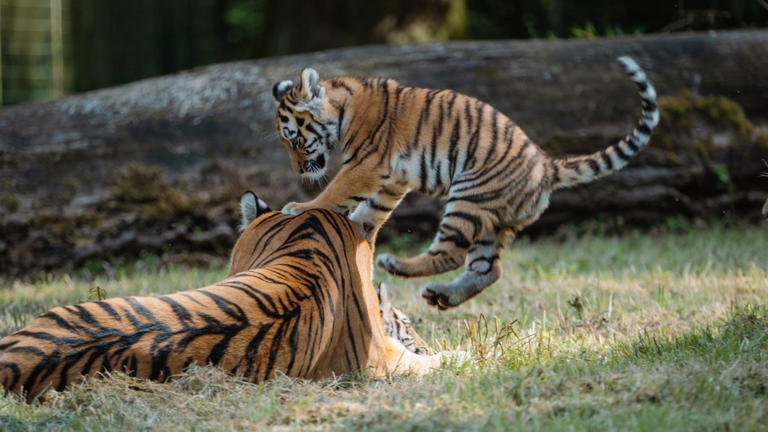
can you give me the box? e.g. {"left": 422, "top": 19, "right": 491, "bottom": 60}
{"left": 294, "top": 68, "right": 326, "bottom": 114}
{"left": 239, "top": 191, "right": 271, "bottom": 232}
{"left": 272, "top": 80, "right": 294, "bottom": 103}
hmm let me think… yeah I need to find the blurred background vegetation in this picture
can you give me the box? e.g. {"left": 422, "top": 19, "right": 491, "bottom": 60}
{"left": 1, "top": 0, "right": 767, "bottom": 106}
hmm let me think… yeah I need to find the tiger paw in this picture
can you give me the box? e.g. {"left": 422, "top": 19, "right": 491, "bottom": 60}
{"left": 376, "top": 253, "right": 406, "bottom": 277}
{"left": 421, "top": 283, "right": 461, "bottom": 310}
{"left": 281, "top": 201, "right": 312, "bottom": 216}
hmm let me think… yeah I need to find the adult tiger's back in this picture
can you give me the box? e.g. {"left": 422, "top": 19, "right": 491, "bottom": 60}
{"left": 0, "top": 192, "right": 446, "bottom": 401}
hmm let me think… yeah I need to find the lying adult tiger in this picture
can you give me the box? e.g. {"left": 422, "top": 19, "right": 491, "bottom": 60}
{"left": 0, "top": 192, "right": 450, "bottom": 401}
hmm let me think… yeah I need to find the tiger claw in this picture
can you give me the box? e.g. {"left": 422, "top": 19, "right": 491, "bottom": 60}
{"left": 421, "top": 284, "right": 458, "bottom": 310}
{"left": 281, "top": 202, "right": 310, "bottom": 216}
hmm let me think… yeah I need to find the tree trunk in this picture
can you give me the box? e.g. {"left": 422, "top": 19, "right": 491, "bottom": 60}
{"left": 1, "top": 30, "right": 767, "bottom": 276}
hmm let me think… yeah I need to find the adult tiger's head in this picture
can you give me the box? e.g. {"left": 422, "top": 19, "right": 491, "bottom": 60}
{"left": 272, "top": 68, "right": 341, "bottom": 180}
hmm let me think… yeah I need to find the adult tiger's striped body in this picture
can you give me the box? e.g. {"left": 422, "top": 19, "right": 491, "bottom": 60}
{"left": 0, "top": 192, "right": 446, "bottom": 401}
{"left": 272, "top": 57, "right": 659, "bottom": 309}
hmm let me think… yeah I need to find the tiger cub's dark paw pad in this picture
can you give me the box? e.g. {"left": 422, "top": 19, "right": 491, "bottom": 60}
{"left": 421, "top": 285, "right": 455, "bottom": 311}
{"left": 376, "top": 253, "right": 405, "bottom": 276}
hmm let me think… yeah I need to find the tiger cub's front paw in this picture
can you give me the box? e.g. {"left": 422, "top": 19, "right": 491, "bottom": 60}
{"left": 281, "top": 201, "right": 312, "bottom": 216}
{"left": 376, "top": 253, "right": 406, "bottom": 277}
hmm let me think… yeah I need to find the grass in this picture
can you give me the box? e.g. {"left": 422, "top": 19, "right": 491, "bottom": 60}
{"left": 1, "top": 223, "right": 767, "bottom": 431}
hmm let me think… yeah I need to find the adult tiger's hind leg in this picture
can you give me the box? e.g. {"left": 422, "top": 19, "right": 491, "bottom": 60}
{"left": 421, "top": 231, "right": 504, "bottom": 310}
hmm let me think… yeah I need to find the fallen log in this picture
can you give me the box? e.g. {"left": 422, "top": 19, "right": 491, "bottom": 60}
{"left": 1, "top": 30, "right": 768, "bottom": 276}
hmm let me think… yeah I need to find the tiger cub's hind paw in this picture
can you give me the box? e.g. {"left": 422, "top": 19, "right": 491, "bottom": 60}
{"left": 422, "top": 282, "right": 484, "bottom": 310}
{"left": 421, "top": 284, "right": 458, "bottom": 310}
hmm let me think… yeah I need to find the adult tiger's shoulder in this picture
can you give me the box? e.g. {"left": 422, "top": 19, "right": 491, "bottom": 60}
{"left": 0, "top": 192, "right": 455, "bottom": 401}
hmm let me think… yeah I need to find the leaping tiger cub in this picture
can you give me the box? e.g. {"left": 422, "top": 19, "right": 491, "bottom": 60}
{"left": 272, "top": 57, "right": 659, "bottom": 309}
{"left": 0, "top": 192, "right": 450, "bottom": 402}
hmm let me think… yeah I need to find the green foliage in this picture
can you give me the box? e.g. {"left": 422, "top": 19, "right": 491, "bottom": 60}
{"left": 4, "top": 0, "right": 768, "bottom": 106}
{"left": 224, "top": 0, "right": 267, "bottom": 54}
{"left": 654, "top": 91, "right": 757, "bottom": 153}
{"left": 88, "top": 286, "right": 107, "bottom": 302}
{"left": 569, "top": 21, "right": 644, "bottom": 39}
{"left": 712, "top": 163, "right": 735, "bottom": 194}
{"left": 0, "top": 192, "right": 19, "bottom": 212}
{"left": 109, "top": 163, "right": 197, "bottom": 217}
{"left": 659, "top": 91, "right": 754, "bottom": 136}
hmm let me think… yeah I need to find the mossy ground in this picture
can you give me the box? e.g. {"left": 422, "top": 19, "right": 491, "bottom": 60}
{"left": 1, "top": 223, "right": 767, "bottom": 431}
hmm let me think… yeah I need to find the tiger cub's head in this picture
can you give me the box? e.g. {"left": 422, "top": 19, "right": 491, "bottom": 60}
{"left": 377, "top": 283, "right": 429, "bottom": 356}
{"left": 272, "top": 69, "right": 340, "bottom": 181}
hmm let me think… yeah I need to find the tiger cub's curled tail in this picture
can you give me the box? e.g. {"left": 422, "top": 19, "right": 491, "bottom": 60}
{"left": 552, "top": 57, "right": 660, "bottom": 189}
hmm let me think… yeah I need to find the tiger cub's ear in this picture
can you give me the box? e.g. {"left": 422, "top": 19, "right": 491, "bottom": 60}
{"left": 299, "top": 68, "right": 321, "bottom": 98}
{"left": 272, "top": 80, "right": 295, "bottom": 103}
{"left": 239, "top": 191, "right": 271, "bottom": 232}
{"left": 295, "top": 68, "right": 326, "bottom": 114}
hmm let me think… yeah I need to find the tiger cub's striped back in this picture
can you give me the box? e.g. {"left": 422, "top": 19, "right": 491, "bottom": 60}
{"left": 0, "top": 192, "right": 446, "bottom": 401}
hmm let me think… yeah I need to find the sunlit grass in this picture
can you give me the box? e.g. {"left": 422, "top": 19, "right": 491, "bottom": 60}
{"left": 1, "top": 224, "right": 767, "bottom": 430}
